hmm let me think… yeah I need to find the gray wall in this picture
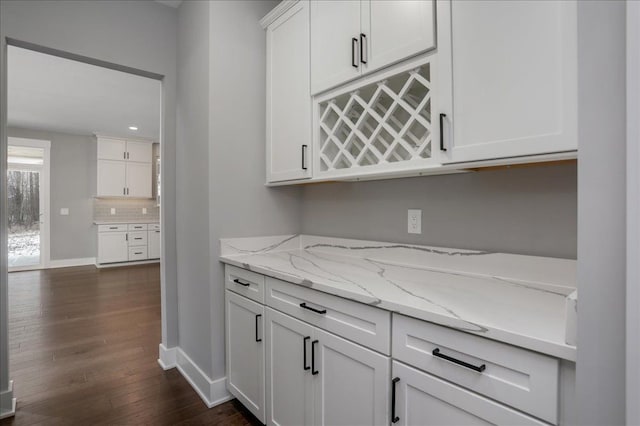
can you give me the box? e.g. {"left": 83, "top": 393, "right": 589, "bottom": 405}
{"left": 302, "top": 163, "right": 577, "bottom": 259}
{"left": 176, "top": 0, "right": 213, "bottom": 378}
{"left": 208, "top": 0, "right": 300, "bottom": 379}
{"left": 576, "top": 1, "right": 627, "bottom": 424}
{"left": 8, "top": 127, "right": 96, "bottom": 260}
{"left": 0, "top": 2, "right": 179, "bottom": 411}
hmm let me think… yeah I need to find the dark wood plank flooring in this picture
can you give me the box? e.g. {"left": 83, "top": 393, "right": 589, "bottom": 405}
{"left": 1, "top": 264, "right": 259, "bottom": 425}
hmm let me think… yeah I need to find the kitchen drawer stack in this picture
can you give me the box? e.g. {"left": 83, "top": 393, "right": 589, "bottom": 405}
{"left": 225, "top": 264, "right": 567, "bottom": 425}
{"left": 96, "top": 222, "right": 160, "bottom": 266}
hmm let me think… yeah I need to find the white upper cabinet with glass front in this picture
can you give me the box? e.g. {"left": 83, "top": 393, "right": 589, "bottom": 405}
{"left": 310, "top": 0, "right": 436, "bottom": 95}
{"left": 437, "top": 0, "right": 578, "bottom": 163}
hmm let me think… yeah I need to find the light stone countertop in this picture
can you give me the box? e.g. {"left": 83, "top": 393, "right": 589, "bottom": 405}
{"left": 94, "top": 220, "right": 160, "bottom": 225}
{"left": 219, "top": 235, "right": 577, "bottom": 361}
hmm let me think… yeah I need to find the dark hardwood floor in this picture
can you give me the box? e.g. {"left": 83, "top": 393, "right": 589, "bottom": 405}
{"left": 1, "top": 264, "right": 259, "bottom": 425}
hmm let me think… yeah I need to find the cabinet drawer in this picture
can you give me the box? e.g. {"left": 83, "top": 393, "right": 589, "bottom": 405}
{"left": 128, "top": 246, "right": 148, "bottom": 261}
{"left": 149, "top": 223, "right": 160, "bottom": 231}
{"left": 392, "top": 361, "right": 548, "bottom": 426}
{"left": 127, "top": 231, "right": 147, "bottom": 246}
{"left": 392, "top": 314, "right": 558, "bottom": 424}
{"left": 266, "top": 277, "right": 390, "bottom": 355}
{"left": 128, "top": 223, "right": 148, "bottom": 231}
{"left": 225, "top": 265, "right": 265, "bottom": 304}
{"left": 98, "top": 224, "right": 128, "bottom": 232}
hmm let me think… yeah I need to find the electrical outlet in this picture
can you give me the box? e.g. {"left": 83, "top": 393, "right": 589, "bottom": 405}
{"left": 110, "top": 208, "right": 116, "bottom": 215}
{"left": 142, "top": 208, "right": 147, "bottom": 215}
{"left": 60, "top": 208, "right": 69, "bottom": 216}
{"left": 408, "top": 209, "right": 422, "bottom": 234}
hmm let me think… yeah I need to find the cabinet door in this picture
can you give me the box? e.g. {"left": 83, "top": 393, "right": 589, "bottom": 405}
{"left": 126, "top": 162, "right": 152, "bottom": 198}
{"left": 265, "top": 308, "right": 314, "bottom": 426}
{"left": 226, "top": 291, "right": 266, "bottom": 423}
{"left": 312, "top": 327, "right": 390, "bottom": 426}
{"left": 361, "top": 0, "right": 436, "bottom": 75}
{"left": 439, "top": 0, "right": 577, "bottom": 163}
{"left": 310, "top": 0, "right": 361, "bottom": 95}
{"left": 97, "top": 160, "right": 127, "bottom": 197}
{"left": 148, "top": 230, "right": 161, "bottom": 259}
{"left": 126, "top": 141, "right": 152, "bottom": 163}
{"left": 266, "top": 1, "right": 312, "bottom": 182}
{"left": 392, "top": 361, "right": 547, "bottom": 426}
{"left": 97, "top": 232, "right": 128, "bottom": 264}
{"left": 97, "top": 137, "right": 127, "bottom": 160}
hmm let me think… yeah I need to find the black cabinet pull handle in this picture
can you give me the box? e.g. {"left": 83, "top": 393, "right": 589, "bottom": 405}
{"left": 302, "top": 144, "right": 308, "bottom": 170}
{"left": 255, "top": 314, "right": 262, "bottom": 342}
{"left": 352, "top": 37, "right": 359, "bottom": 68}
{"left": 439, "top": 113, "right": 447, "bottom": 151}
{"left": 300, "top": 302, "right": 326, "bottom": 315}
{"left": 432, "top": 348, "right": 486, "bottom": 372}
{"left": 311, "top": 339, "right": 319, "bottom": 375}
{"left": 233, "top": 278, "right": 250, "bottom": 287}
{"left": 391, "top": 377, "right": 400, "bottom": 423}
{"left": 303, "top": 336, "right": 310, "bottom": 371}
{"left": 360, "top": 33, "right": 367, "bottom": 64}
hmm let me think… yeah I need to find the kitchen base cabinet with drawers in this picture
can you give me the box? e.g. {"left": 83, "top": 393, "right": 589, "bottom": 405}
{"left": 223, "top": 264, "right": 576, "bottom": 426}
{"left": 96, "top": 222, "right": 161, "bottom": 267}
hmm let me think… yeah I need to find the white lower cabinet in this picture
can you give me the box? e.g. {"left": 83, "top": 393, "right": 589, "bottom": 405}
{"left": 264, "top": 307, "right": 390, "bottom": 426}
{"left": 226, "top": 291, "right": 265, "bottom": 423}
{"left": 312, "top": 327, "right": 389, "bottom": 426}
{"left": 148, "top": 229, "right": 161, "bottom": 259}
{"left": 96, "top": 222, "right": 160, "bottom": 265}
{"left": 97, "top": 231, "right": 128, "bottom": 263}
{"left": 392, "top": 361, "right": 547, "bottom": 426}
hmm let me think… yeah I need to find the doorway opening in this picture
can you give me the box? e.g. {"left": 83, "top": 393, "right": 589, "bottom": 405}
{"left": 7, "top": 137, "right": 50, "bottom": 271}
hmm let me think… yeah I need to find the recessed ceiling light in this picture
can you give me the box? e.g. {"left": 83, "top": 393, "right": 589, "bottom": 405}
{"left": 129, "top": 126, "right": 138, "bottom": 131}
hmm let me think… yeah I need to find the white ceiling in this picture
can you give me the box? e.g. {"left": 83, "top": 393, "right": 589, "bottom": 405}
{"left": 155, "top": 0, "right": 182, "bottom": 8}
{"left": 8, "top": 46, "right": 161, "bottom": 140}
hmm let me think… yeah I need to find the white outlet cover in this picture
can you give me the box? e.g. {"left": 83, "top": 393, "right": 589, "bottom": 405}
{"left": 142, "top": 208, "right": 147, "bottom": 215}
{"left": 60, "top": 208, "right": 69, "bottom": 216}
{"left": 110, "top": 208, "right": 116, "bottom": 215}
{"left": 408, "top": 209, "right": 422, "bottom": 234}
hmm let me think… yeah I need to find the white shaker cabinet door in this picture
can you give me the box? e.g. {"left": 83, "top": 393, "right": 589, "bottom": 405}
{"left": 226, "top": 291, "right": 266, "bottom": 423}
{"left": 312, "top": 327, "right": 390, "bottom": 426}
{"left": 147, "top": 230, "right": 160, "bottom": 259}
{"left": 97, "top": 232, "right": 128, "bottom": 264}
{"left": 266, "top": 0, "right": 312, "bottom": 182}
{"left": 392, "top": 361, "right": 547, "bottom": 426}
{"left": 361, "top": 0, "right": 436, "bottom": 75}
{"left": 439, "top": 0, "right": 577, "bottom": 163}
{"left": 310, "top": 0, "right": 362, "bottom": 95}
{"left": 97, "top": 137, "right": 127, "bottom": 161}
{"left": 126, "top": 162, "right": 152, "bottom": 198}
{"left": 125, "top": 140, "right": 152, "bottom": 163}
{"left": 265, "top": 308, "right": 314, "bottom": 426}
{"left": 97, "top": 160, "right": 127, "bottom": 197}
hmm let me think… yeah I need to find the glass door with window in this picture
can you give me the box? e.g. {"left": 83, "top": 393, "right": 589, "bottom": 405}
{"left": 7, "top": 144, "right": 47, "bottom": 270}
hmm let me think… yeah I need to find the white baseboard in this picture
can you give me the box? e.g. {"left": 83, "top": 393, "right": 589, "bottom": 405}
{"left": 0, "top": 380, "right": 16, "bottom": 420}
{"left": 157, "top": 343, "right": 177, "bottom": 370}
{"left": 172, "top": 348, "right": 231, "bottom": 408}
{"left": 96, "top": 259, "right": 160, "bottom": 269}
{"left": 48, "top": 257, "right": 96, "bottom": 269}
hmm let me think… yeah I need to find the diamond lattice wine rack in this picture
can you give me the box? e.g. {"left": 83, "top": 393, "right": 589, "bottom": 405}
{"left": 316, "top": 58, "right": 437, "bottom": 177}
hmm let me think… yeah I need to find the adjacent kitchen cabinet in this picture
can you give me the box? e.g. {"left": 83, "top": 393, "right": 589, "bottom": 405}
{"left": 97, "top": 229, "right": 128, "bottom": 264}
{"left": 148, "top": 227, "right": 161, "bottom": 259}
{"left": 96, "top": 223, "right": 160, "bottom": 265}
{"left": 437, "top": 0, "right": 577, "bottom": 163}
{"left": 96, "top": 136, "right": 153, "bottom": 197}
{"left": 265, "top": 1, "right": 312, "bottom": 182}
{"left": 226, "top": 291, "right": 265, "bottom": 423}
{"left": 310, "top": 0, "right": 436, "bottom": 95}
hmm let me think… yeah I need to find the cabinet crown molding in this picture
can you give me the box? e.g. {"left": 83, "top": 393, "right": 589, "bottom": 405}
{"left": 259, "top": 0, "right": 299, "bottom": 29}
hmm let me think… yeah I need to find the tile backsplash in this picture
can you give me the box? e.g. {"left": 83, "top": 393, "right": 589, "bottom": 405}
{"left": 94, "top": 198, "right": 159, "bottom": 222}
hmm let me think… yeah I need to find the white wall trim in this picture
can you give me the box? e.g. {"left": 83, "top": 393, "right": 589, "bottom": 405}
{"left": 48, "top": 257, "right": 96, "bottom": 269}
{"left": 627, "top": 1, "right": 640, "bottom": 424}
{"left": 157, "top": 343, "right": 177, "bottom": 370}
{"left": 0, "top": 380, "right": 16, "bottom": 420}
{"left": 174, "top": 347, "right": 231, "bottom": 408}
{"left": 96, "top": 259, "right": 159, "bottom": 269}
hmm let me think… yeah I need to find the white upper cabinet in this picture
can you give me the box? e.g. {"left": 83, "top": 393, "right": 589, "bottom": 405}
{"left": 125, "top": 162, "right": 152, "bottom": 198}
{"left": 97, "top": 160, "right": 127, "bottom": 197}
{"left": 361, "top": 0, "right": 436, "bottom": 75}
{"left": 97, "top": 137, "right": 127, "bottom": 161}
{"left": 310, "top": 0, "right": 436, "bottom": 95}
{"left": 310, "top": 0, "right": 361, "bottom": 95}
{"left": 266, "top": 1, "right": 312, "bottom": 183}
{"left": 125, "top": 140, "right": 153, "bottom": 163}
{"left": 438, "top": 0, "right": 577, "bottom": 163}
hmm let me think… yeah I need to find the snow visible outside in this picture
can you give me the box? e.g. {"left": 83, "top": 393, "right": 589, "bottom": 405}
{"left": 8, "top": 229, "right": 40, "bottom": 268}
